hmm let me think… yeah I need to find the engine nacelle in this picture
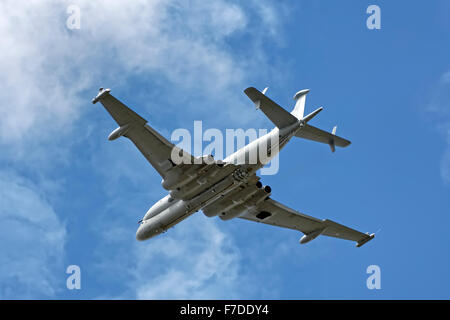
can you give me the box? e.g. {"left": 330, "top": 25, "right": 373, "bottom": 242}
{"left": 203, "top": 180, "right": 262, "bottom": 217}
{"left": 219, "top": 185, "right": 271, "bottom": 221}
{"left": 169, "top": 163, "right": 224, "bottom": 200}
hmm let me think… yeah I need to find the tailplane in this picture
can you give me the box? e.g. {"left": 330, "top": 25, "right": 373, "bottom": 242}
{"left": 291, "top": 89, "right": 351, "bottom": 152}
{"left": 244, "top": 86, "right": 351, "bottom": 152}
{"left": 295, "top": 124, "right": 351, "bottom": 152}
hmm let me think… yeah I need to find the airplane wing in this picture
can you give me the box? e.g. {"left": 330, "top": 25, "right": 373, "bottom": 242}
{"left": 240, "top": 197, "right": 374, "bottom": 247}
{"left": 92, "top": 88, "right": 196, "bottom": 179}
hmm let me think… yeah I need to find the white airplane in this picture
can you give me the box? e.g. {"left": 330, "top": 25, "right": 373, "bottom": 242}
{"left": 92, "top": 87, "right": 374, "bottom": 247}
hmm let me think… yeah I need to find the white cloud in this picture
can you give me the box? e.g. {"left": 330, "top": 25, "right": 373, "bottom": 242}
{"left": 131, "top": 214, "right": 247, "bottom": 299}
{"left": 0, "top": 171, "right": 66, "bottom": 298}
{"left": 0, "top": 0, "right": 288, "bottom": 299}
{"left": 91, "top": 212, "right": 265, "bottom": 299}
{"left": 0, "top": 0, "right": 283, "bottom": 152}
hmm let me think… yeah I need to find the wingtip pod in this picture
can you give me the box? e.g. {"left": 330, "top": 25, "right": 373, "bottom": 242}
{"left": 92, "top": 87, "right": 111, "bottom": 104}
{"left": 356, "top": 233, "right": 375, "bottom": 247}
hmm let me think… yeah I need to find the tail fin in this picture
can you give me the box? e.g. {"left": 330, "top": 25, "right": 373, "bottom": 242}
{"left": 291, "top": 89, "right": 310, "bottom": 119}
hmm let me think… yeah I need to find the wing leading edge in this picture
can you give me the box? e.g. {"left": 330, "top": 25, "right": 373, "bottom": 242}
{"left": 240, "top": 197, "right": 374, "bottom": 247}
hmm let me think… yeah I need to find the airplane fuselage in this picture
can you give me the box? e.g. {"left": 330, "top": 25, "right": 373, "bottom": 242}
{"left": 136, "top": 121, "right": 302, "bottom": 241}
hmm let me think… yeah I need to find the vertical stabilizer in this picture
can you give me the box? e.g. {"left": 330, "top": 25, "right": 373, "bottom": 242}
{"left": 291, "top": 89, "right": 310, "bottom": 119}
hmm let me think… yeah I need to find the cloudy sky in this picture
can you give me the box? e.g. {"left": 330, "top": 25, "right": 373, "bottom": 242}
{"left": 1, "top": 0, "right": 450, "bottom": 299}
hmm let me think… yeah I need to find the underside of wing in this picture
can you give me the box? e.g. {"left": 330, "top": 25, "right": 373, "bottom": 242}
{"left": 93, "top": 88, "right": 192, "bottom": 178}
{"left": 201, "top": 174, "right": 270, "bottom": 219}
{"left": 240, "top": 198, "right": 323, "bottom": 234}
{"left": 240, "top": 197, "right": 374, "bottom": 247}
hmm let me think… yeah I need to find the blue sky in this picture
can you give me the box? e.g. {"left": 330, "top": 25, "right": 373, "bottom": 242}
{"left": 1, "top": 0, "right": 450, "bottom": 299}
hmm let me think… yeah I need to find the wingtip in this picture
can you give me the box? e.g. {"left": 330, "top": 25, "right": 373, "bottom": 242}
{"left": 244, "top": 86, "right": 257, "bottom": 94}
{"left": 356, "top": 233, "right": 375, "bottom": 247}
{"left": 92, "top": 87, "right": 111, "bottom": 104}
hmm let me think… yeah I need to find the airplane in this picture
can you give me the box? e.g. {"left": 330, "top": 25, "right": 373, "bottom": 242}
{"left": 92, "top": 87, "right": 374, "bottom": 247}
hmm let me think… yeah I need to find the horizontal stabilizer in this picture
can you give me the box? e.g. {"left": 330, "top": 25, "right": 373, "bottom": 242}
{"left": 295, "top": 124, "right": 351, "bottom": 151}
{"left": 244, "top": 87, "right": 298, "bottom": 129}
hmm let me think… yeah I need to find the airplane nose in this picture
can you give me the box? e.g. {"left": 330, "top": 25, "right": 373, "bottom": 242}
{"left": 136, "top": 224, "right": 148, "bottom": 241}
{"left": 136, "top": 218, "right": 163, "bottom": 241}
